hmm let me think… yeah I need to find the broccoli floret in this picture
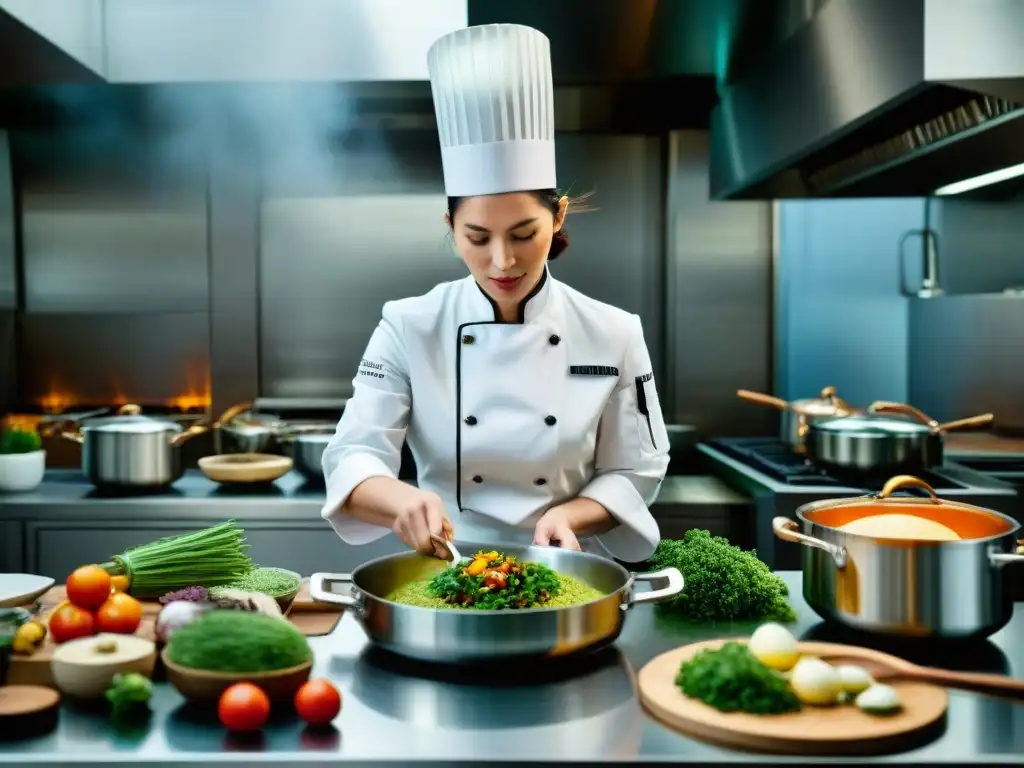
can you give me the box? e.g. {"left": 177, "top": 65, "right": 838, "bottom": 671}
{"left": 648, "top": 530, "right": 796, "bottom": 623}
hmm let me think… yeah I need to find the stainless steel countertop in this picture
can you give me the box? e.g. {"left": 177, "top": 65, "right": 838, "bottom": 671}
{"left": 2, "top": 573, "right": 1022, "bottom": 766}
{"left": 0, "top": 469, "right": 750, "bottom": 521}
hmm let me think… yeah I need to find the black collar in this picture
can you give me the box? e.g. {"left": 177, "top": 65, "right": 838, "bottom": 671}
{"left": 473, "top": 268, "right": 549, "bottom": 324}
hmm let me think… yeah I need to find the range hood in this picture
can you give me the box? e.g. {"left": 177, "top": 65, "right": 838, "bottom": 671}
{"left": 710, "top": 0, "right": 1024, "bottom": 199}
{"left": 0, "top": 2, "right": 104, "bottom": 86}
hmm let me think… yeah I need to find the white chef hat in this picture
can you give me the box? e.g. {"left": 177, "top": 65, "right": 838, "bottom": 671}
{"left": 427, "top": 24, "right": 556, "bottom": 197}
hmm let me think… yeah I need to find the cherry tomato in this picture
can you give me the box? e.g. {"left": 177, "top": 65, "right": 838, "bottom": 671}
{"left": 66, "top": 565, "right": 112, "bottom": 611}
{"left": 95, "top": 592, "right": 143, "bottom": 634}
{"left": 110, "top": 575, "right": 131, "bottom": 593}
{"left": 294, "top": 679, "right": 342, "bottom": 727}
{"left": 218, "top": 683, "right": 270, "bottom": 732}
{"left": 49, "top": 604, "right": 96, "bottom": 643}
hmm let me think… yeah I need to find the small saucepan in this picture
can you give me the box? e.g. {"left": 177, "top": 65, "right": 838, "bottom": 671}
{"left": 279, "top": 426, "right": 334, "bottom": 485}
{"left": 62, "top": 404, "right": 209, "bottom": 489}
{"left": 736, "top": 386, "right": 856, "bottom": 452}
{"left": 804, "top": 401, "right": 994, "bottom": 477}
{"left": 213, "top": 401, "right": 288, "bottom": 455}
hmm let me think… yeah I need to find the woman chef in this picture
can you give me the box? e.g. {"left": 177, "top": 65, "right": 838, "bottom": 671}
{"left": 321, "top": 24, "right": 670, "bottom": 562}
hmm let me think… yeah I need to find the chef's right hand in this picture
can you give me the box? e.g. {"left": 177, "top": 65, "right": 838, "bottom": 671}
{"left": 391, "top": 487, "right": 452, "bottom": 558}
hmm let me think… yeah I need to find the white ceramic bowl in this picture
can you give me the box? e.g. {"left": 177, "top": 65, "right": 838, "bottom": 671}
{"left": 0, "top": 449, "right": 46, "bottom": 492}
{"left": 50, "top": 634, "right": 157, "bottom": 699}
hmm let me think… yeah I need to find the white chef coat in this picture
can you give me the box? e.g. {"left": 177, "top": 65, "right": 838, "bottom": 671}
{"left": 320, "top": 268, "right": 670, "bottom": 562}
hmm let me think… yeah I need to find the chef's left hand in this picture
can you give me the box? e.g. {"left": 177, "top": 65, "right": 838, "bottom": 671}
{"left": 533, "top": 506, "right": 582, "bottom": 551}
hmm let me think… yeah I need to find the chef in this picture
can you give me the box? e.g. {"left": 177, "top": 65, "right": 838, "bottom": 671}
{"left": 321, "top": 23, "right": 669, "bottom": 562}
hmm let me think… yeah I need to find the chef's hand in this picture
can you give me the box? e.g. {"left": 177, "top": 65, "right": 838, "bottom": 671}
{"left": 391, "top": 487, "right": 453, "bottom": 559}
{"left": 533, "top": 506, "right": 582, "bottom": 551}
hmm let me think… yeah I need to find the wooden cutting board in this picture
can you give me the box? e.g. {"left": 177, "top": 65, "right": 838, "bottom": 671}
{"left": 6, "top": 582, "right": 344, "bottom": 688}
{"left": 637, "top": 639, "right": 948, "bottom": 756}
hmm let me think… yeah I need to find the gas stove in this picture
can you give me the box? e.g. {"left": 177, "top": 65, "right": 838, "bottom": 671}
{"left": 700, "top": 437, "right": 1020, "bottom": 571}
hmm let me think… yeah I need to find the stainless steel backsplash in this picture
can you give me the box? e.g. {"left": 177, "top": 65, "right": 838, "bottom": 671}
{"left": 3, "top": 95, "right": 775, "bottom": 435}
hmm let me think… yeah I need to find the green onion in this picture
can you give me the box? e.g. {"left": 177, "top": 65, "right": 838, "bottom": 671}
{"left": 101, "top": 520, "right": 254, "bottom": 598}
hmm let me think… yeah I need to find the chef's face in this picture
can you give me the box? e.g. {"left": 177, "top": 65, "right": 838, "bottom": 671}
{"left": 446, "top": 192, "right": 566, "bottom": 315}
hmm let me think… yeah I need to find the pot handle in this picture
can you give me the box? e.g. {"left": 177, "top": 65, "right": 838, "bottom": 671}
{"left": 61, "top": 430, "right": 84, "bottom": 444}
{"left": 773, "top": 517, "right": 847, "bottom": 568}
{"left": 736, "top": 390, "right": 789, "bottom": 411}
{"left": 169, "top": 424, "right": 210, "bottom": 447}
{"left": 990, "top": 541, "right": 1024, "bottom": 568}
{"left": 214, "top": 401, "right": 254, "bottom": 428}
{"left": 623, "top": 567, "right": 684, "bottom": 609}
{"left": 309, "top": 573, "right": 364, "bottom": 617}
{"left": 117, "top": 404, "right": 142, "bottom": 416}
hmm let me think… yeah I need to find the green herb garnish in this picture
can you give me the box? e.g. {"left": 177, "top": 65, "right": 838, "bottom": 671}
{"left": 677, "top": 641, "right": 801, "bottom": 715}
{"left": 427, "top": 551, "right": 562, "bottom": 610}
{"left": 649, "top": 530, "right": 797, "bottom": 623}
{"left": 166, "top": 610, "right": 312, "bottom": 673}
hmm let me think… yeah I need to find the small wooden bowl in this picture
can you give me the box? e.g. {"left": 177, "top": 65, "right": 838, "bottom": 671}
{"left": 198, "top": 454, "right": 292, "bottom": 484}
{"left": 162, "top": 649, "right": 312, "bottom": 702}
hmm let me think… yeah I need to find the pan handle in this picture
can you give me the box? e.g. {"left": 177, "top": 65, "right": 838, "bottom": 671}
{"left": 309, "top": 573, "right": 364, "bottom": 617}
{"left": 936, "top": 413, "right": 994, "bottom": 432}
{"left": 623, "top": 567, "right": 684, "bottom": 609}
{"left": 773, "top": 517, "right": 847, "bottom": 569}
{"left": 867, "top": 401, "right": 939, "bottom": 427}
{"left": 737, "top": 390, "right": 789, "bottom": 410}
{"left": 214, "top": 401, "right": 255, "bottom": 429}
{"left": 169, "top": 424, "right": 210, "bottom": 447}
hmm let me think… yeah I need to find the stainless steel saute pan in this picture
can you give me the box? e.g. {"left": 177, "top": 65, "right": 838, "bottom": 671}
{"left": 310, "top": 543, "right": 684, "bottom": 663}
{"left": 737, "top": 386, "right": 856, "bottom": 452}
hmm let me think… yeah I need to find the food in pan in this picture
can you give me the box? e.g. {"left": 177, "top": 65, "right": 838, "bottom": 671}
{"left": 838, "top": 513, "right": 961, "bottom": 541}
{"left": 385, "top": 550, "right": 604, "bottom": 610}
{"left": 649, "top": 530, "right": 797, "bottom": 623}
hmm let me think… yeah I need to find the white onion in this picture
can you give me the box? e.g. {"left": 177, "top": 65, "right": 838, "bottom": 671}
{"left": 155, "top": 600, "right": 208, "bottom": 644}
{"left": 836, "top": 664, "right": 874, "bottom": 695}
{"left": 748, "top": 622, "right": 800, "bottom": 671}
{"left": 855, "top": 683, "right": 903, "bottom": 715}
{"left": 789, "top": 657, "right": 842, "bottom": 705}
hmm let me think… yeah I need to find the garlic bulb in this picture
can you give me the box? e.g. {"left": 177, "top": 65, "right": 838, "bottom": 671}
{"left": 855, "top": 683, "right": 903, "bottom": 715}
{"left": 789, "top": 657, "right": 842, "bottom": 705}
{"left": 748, "top": 622, "right": 800, "bottom": 672}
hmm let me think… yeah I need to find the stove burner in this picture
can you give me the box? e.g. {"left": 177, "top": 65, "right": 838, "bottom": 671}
{"left": 705, "top": 437, "right": 966, "bottom": 492}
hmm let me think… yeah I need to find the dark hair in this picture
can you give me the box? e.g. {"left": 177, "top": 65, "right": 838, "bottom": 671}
{"left": 447, "top": 189, "right": 584, "bottom": 261}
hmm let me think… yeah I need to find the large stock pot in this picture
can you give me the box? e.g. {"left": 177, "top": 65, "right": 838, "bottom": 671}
{"left": 310, "top": 543, "right": 684, "bottom": 663}
{"left": 774, "top": 475, "right": 1024, "bottom": 639}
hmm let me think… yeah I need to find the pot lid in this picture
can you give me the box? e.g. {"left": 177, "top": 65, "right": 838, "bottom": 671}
{"left": 792, "top": 399, "right": 848, "bottom": 416}
{"left": 814, "top": 415, "right": 927, "bottom": 435}
{"left": 82, "top": 415, "right": 183, "bottom": 435}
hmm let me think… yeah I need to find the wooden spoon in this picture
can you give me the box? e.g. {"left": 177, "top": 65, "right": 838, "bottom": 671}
{"left": 824, "top": 650, "right": 1024, "bottom": 701}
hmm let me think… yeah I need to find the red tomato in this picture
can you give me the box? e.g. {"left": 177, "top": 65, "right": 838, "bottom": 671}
{"left": 49, "top": 604, "right": 96, "bottom": 643}
{"left": 218, "top": 683, "right": 270, "bottom": 732}
{"left": 66, "top": 565, "right": 112, "bottom": 611}
{"left": 95, "top": 592, "right": 143, "bottom": 634}
{"left": 294, "top": 679, "right": 342, "bottom": 727}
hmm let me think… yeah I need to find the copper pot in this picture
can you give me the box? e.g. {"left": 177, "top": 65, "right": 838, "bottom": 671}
{"left": 774, "top": 475, "right": 1024, "bottom": 638}
{"left": 736, "top": 386, "right": 856, "bottom": 452}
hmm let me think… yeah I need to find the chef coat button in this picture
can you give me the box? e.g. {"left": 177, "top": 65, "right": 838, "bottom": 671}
{"left": 544, "top": 415, "right": 557, "bottom": 426}
{"left": 472, "top": 475, "right": 483, "bottom": 484}
{"left": 534, "top": 477, "right": 547, "bottom": 486}
{"left": 464, "top": 415, "right": 478, "bottom": 426}
{"left": 548, "top": 334, "right": 560, "bottom": 345}
{"left": 462, "top": 334, "right": 475, "bottom": 345}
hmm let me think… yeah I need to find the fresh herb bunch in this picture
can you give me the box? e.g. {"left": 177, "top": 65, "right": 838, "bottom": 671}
{"left": 428, "top": 550, "right": 562, "bottom": 610}
{"left": 166, "top": 610, "right": 311, "bottom": 673}
{"left": 648, "top": 530, "right": 797, "bottom": 623}
{"left": 677, "top": 641, "right": 801, "bottom": 715}
{"left": 101, "top": 520, "right": 254, "bottom": 598}
{"left": 0, "top": 427, "right": 42, "bottom": 455}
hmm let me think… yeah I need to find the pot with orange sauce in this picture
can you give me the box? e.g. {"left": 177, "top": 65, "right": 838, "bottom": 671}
{"left": 774, "top": 475, "right": 1024, "bottom": 638}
